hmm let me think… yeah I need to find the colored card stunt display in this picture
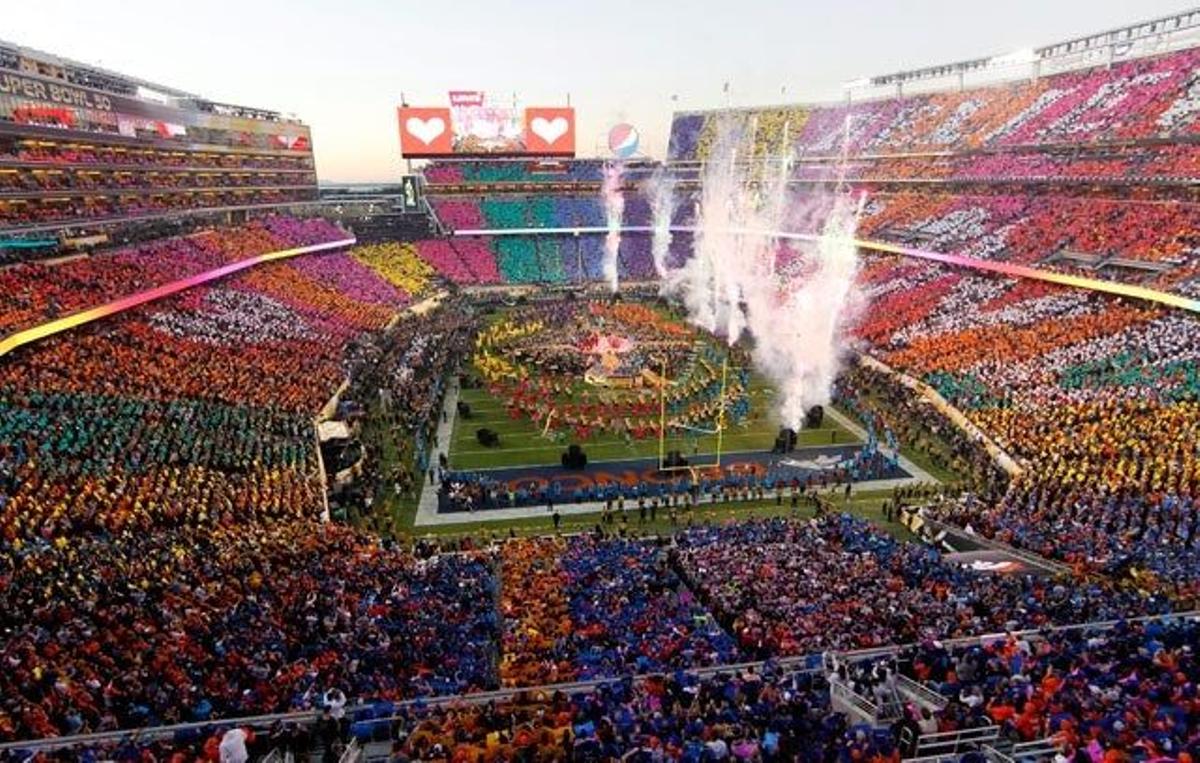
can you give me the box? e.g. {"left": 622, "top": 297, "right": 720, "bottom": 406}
{"left": 11, "top": 7, "right": 1200, "bottom": 763}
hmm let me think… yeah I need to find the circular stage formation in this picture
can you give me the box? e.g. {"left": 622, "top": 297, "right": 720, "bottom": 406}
{"left": 471, "top": 300, "right": 751, "bottom": 442}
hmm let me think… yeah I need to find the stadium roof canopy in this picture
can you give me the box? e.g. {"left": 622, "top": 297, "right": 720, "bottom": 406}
{"left": 0, "top": 37, "right": 196, "bottom": 98}
{"left": 867, "top": 8, "right": 1200, "bottom": 89}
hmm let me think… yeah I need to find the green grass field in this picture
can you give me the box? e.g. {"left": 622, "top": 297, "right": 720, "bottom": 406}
{"left": 448, "top": 377, "right": 859, "bottom": 470}
{"left": 356, "top": 370, "right": 967, "bottom": 542}
{"left": 355, "top": 305, "right": 968, "bottom": 540}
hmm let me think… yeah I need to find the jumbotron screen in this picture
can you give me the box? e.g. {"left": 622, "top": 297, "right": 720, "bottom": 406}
{"left": 397, "top": 94, "right": 574, "bottom": 157}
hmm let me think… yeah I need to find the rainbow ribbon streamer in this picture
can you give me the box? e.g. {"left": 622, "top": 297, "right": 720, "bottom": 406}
{"left": 5, "top": 224, "right": 1196, "bottom": 362}
{"left": 854, "top": 237, "right": 1200, "bottom": 313}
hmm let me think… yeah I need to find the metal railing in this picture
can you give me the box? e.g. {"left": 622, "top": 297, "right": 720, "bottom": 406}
{"left": 0, "top": 710, "right": 318, "bottom": 754}
{"left": 339, "top": 739, "right": 363, "bottom": 763}
{"left": 829, "top": 679, "right": 882, "bottom": 722}
{"left": 897, "top": 674, "right": 950, "bottom": 711}
{"left": 3, "top": 611, "right": 1194, "bottom": 756}
{"left": 912, "top": 724, "right": 1000, "bottom": 759}
{"left": 986, "top": 737, "right": 1064, "bottom": 762}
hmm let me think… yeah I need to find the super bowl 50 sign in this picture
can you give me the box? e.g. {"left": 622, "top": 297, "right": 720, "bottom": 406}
{"left": 397, "top": 104, "right": 575, "bottom": 158}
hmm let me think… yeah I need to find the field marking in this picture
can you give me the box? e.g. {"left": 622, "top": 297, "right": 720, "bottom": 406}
{"left": 451, "top": 427, "right": 850, "bottom": 452}
{"left": 450, "top": 388, "right": 858, "bottom": 469}
{"left": 823, "top": 406, "right": 937, "bottom": 484}
{"left": 417, "top": 368, "right": 932, "bottom": 527}
{"left": 452, "top": 422, "right": 836, "bottom": 437}
{"left": 449, "top": 432, "right": 843, "bottom": 459}
{"left": 449, "top": 441, "right": 875, "bottom": 472}
{"left": 452, "top": 413, "right": 839, "bottom": 432}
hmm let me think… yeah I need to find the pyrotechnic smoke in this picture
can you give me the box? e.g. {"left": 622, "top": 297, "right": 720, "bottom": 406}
{"left": 601, "top": 162, "right": 625, "bottom": 292}
{"left": 663, "top": 117, "right": 864, "bottom": 429}
{"left": 645, "top": 167, "right": 677, "bottom": 281}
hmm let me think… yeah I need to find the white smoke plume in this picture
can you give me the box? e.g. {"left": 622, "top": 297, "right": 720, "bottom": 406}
{"left": 644, "top": 167, "right": 677, "bottom": 281}
{"left": 601, "top": 161, "right": 625, "bottom": 292}
{"left": 663, "top": 117, "right": 864, "bottom": 429}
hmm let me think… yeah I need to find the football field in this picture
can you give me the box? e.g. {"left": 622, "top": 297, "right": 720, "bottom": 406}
{"left": 447, "top": 376, "right": 858, "bottom": 471}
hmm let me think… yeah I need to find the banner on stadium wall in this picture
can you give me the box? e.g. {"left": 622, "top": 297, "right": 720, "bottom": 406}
{"left": 397, "top": 102, "right": 576, "bottom": 158}
{"left": 0, "top": 69, "right": 312, "bottom": 150}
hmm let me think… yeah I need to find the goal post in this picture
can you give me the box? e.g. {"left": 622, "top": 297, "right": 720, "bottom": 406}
{"left": 657, "top": 354, "right": 732, "bottom": 479}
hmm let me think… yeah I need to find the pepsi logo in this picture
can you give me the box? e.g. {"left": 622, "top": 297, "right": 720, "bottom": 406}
{"left": 608, "top": 123, "right": 640, "bottom": 159}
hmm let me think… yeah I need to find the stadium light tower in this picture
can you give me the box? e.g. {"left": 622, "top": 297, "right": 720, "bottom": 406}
{"left": 841, "top": 78, "right": 870, "bottom": 104}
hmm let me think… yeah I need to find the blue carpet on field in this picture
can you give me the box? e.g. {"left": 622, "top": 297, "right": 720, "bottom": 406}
{"left": 437, "top": 445, "right": 911, "bottom": 514}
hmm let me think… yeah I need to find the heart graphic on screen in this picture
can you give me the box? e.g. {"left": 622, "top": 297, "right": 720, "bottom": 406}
{"left": 531, "top": 116, "right": 569, "bottom": 145}
{"left": 406, "top": 117, "right": 446, "bottom": 145}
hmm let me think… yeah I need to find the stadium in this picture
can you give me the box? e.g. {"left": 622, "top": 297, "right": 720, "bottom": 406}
{"left": 2, "top": 4, "right": 1200, "bottom": 761}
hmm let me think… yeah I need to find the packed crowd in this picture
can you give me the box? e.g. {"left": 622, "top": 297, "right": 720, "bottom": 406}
{"left": 672, "top": 515, "right": 1165, "bottom": 658}
{"left": 3, "top": 33, "right": 1200, "bottom": 763}
{"left": 7, "top": 511, "right": 1172, "bottom": 757}
{"left": 0, "top": 137, "right": 314, "bottom": 172}
{"left": 9, "top": 246, "right": 1180, "bottom": 744}
{"left": 390, "top": 666, "right": 855, "bottom": 761}
{"left": 422, "top": 186, "right": 1200, "bottom": 298}
{"left": 854, "top": 191, "right": 1200, "bottom": 291}
{"left": 899, "top": 618, "right": 1200, "bottom": 759}
{"left": 413, "top": 238, "right": 500, "bottom": 285}
{"left": 0, "top": 166, "right": 314, "bottom": 194}
{"left": 659, "top": 44, "right": 1200, "bottom": 299}
{"left": 10, "top": 664, "right": 861, "bottom": 761}
{"left": 422, "top": 160, "right": 606, "bottom": 185}
{"left": 0, "top": 522, "right": 500, "bottom": 741}
{"left": 350, "top": 242, "right": 437, "bottom": 299}
{"left": 670, "top": 45, "right": 1200, "bottom": 160}
{"left": 0, "top": 216, "right": 346, "bottom": 328}
{"left": 0, "top": 230, "right": 476, "bottom": 749}
{"left": 499, "top": 534, "right": 739, "bottom": 687}
{"left": 423, "top": 193, "right": 657, "bottom": 284}
{"left": 0, "top": 187, "right": 316, "bottom": 231}
{"left": 1, "top": 134, "right": 1198, "bottom": 763}
{"left": 852, "top": 253, "right": 1200, "bottom": 600}
{"left": 652, "top": 186, "right": 1198, "bottom": 297}
{"left": 0, "top": 241, "right": 409, "bottom": 544}
{"left": 791, "top": 142, "right": 1200, "bottom": 185}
